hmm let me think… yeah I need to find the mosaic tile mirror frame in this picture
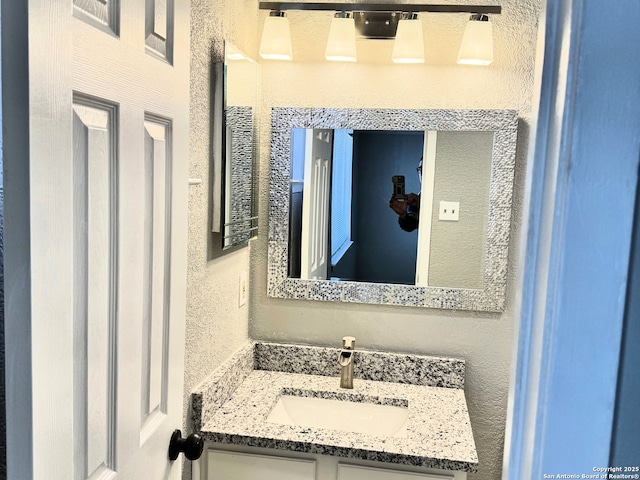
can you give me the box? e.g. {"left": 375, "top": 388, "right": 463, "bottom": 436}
{"left": 267, "top": 108, "right": 518, "bottom": 312}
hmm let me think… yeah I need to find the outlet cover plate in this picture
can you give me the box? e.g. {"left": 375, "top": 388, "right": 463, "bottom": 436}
{"left": 239, "top": 272, "right": 248, "bottom": 307}
{"left": 439, "top": 201, "right": 460, "bottom": 221}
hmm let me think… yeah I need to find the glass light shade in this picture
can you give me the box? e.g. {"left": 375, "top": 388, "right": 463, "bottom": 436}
{"left": 325, "top": 17, "right": 357, "bottom": 62}
{"left": 259, "top": 15, "right": 293, "bottom": 60}
{"left": 226, "top": 43, "right": 247, "bottom": 61}
{"left": 392, "top": 18, "right": 424, "bottom": 64}
{"left": 457, "top": 19, "right": 494, "bottom": 65}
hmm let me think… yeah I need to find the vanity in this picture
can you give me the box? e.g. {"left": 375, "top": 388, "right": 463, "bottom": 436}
{"left": 191, "top": 342, "right": 477, "bottom": 480}
{"left": 205, "top": 58, "right": 519, "bottom": 477}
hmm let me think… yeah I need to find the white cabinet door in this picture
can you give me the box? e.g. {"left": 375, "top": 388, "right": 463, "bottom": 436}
{"left": 338, "top": 463, "right": 455, "bottom": 480}
{"left": 207, "top": 451, "right": 316, "bottom": 480}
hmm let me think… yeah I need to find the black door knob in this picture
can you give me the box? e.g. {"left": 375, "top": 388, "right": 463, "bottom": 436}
{"left": 168, "top": 429, "right": 204, "bottom": 461}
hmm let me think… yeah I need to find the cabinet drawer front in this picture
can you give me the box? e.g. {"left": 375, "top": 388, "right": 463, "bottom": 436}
{"left": 338, "top": 464, "right": 453, "bottom": 480}
{"left": 208, "top": 450, "right": 316, "bottom": 480}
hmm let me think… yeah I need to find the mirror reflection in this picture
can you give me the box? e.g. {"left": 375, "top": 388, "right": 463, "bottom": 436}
{"left": 288, "top": 128, "right": 494, "bottom": 288}
{"left": 220, "top": 42, "right": 259, "bottom": 250}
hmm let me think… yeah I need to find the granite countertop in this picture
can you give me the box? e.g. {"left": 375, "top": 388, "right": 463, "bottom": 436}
{"left": 192, "top": 342, "right": 478, "bottom": 473}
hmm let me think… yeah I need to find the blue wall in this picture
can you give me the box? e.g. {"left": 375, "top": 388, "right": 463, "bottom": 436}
{"left": 350, "top": 131, "right": 424, "bottom": 284}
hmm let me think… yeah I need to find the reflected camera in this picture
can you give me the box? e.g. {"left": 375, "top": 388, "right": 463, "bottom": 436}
{"left": 392, "top": 175, "right": 405, "bottom": 200}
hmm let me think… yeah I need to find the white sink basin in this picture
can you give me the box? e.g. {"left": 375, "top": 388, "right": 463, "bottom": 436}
{"left": 266, "top": 394, "right": 408, "bottom": 437}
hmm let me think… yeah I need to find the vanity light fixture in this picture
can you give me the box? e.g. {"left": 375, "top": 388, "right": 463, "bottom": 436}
{"left": 325, "top": 12, "right": 357, "bottom": 62}
{"left": 457, "top": 14, "right": 494, "bottom": 65}
{"left": 392, "top": 13, "right": 424, "bottom": 64}
{"left": 259, "top": 3, "right": 501, "bottom": 64}
{"left": 259, "top": 11, "right": 293, "bottom": 60}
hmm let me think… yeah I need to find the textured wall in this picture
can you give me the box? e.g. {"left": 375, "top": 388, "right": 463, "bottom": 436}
{"left": 184, "top": 0, "right": 259, "bottom": 478}
{"left": 250, "top": 2, "right": 541, "bottom": 480}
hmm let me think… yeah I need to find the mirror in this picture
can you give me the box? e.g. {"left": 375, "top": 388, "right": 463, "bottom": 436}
{"left": 268, "top": 108, "right": 518, "bottom": 312}
{"left": 288, "top": 128, "right": 494, "bottom": 289}
{"left": 212, "top": 42, "right": 259, "bottom": 250}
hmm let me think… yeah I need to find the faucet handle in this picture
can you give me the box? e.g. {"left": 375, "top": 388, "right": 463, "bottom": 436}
{"left": 342, "top": 336, "right": 356, "bottom": 349}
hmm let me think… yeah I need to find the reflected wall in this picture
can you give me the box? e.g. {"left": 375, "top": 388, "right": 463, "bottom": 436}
{"left": 351, "top": 131, "right": 422, "bottom": 285}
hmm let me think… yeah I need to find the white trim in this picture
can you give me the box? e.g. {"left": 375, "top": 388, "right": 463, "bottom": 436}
{"left": 415, "top": 130, "right": 437, "bottom": 287}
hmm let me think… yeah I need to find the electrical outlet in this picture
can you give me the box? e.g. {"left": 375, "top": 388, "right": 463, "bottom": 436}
{"left": 439, "top": 201, "right": 460, "bottom": 221}
{"left": 238, "top": 272, "right": 248, "bottom": 307}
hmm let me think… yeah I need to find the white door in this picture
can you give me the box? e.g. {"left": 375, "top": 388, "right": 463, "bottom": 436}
{"left": 3, "top": 1, "right": 190, "bottom": 479}
{"left": 300, "top": 129, "right": 333, "bottom": 280}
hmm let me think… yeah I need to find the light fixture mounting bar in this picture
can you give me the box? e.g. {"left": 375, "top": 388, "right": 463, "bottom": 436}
{"left": 259, "top": 2, "right": 502, "bottom": 15}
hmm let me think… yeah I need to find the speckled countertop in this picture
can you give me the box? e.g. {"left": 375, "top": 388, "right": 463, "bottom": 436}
{"left": 192, "top": 342, "right": 478, "bottom": 473}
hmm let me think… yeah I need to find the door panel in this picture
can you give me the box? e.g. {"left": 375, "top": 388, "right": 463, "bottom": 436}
{"left": 145, "top": 0, "right": 174, "bottom": 62}
{"left": 73, "top": 0, "right": 120, "bottom": 34}
{"left": 72, "top": 98, "right": 119, "bottom": 480}
{"left": 141, "top": 116, "right": 172, "bottom": 443}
